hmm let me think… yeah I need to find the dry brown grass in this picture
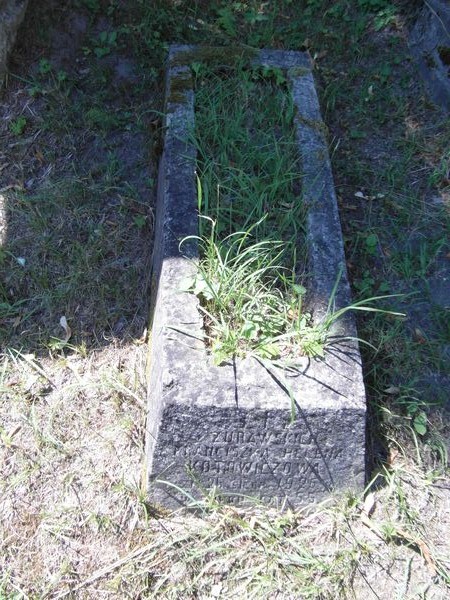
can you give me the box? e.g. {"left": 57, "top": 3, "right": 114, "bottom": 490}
{"left": 0, "top": 344, "right": 148, "bottom": 597}
{"left": 2, "top": 368, "right": 449, "bottom": 599}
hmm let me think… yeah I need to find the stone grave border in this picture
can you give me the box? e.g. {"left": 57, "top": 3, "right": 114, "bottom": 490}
{"left": 145, "top": 45, "right": 367, "bottom": 509}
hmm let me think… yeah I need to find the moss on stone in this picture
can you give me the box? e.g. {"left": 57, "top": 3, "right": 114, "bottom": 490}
{"left": 297, "top": 115, "right": 329, "bottom": 138}
{"left": 169, "top": 46, "right": 258, "bottom": 69}
{"left": 166, "top": 69, "right": 192, "bottom": 106}
{"left": 289, "top": 66, "right": 311, "bottom": 78}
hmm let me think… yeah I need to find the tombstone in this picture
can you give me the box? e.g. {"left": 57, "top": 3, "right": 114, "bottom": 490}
{"left": 409, "top": 0, "right": 450, "bottom": 112}
{"left": 145, "top": 46, "right": 367, "bottom": 509}
{"left": 0, "top": 0, "right": 29, "bottom": 86}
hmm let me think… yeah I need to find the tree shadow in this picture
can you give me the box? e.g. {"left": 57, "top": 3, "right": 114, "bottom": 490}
{"left": 1, "top": 0, "right": 159, "bottom": 358}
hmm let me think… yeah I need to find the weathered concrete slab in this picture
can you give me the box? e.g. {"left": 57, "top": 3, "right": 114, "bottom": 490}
{"left": 145, "top": 46, "right": 367, "bottom": 509}
{"left": 0, "top": 0, "right": 29, "bottom": 87}
{"left": 409, "top": 0, "right": 450, "bottom": 112}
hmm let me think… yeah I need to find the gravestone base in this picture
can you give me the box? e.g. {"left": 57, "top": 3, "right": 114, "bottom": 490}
{"left": 149, "top": 369, "right": 366, "bottom": 508}
{"left": 146, "top": 46, "right": 367, "bottom": 509}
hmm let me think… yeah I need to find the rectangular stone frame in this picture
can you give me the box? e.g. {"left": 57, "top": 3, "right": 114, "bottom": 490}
{"left": 145, "top": 45, "right": 366, "bottom": 509}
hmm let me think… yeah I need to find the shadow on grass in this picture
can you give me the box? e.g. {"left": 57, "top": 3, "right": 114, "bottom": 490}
{"left": 0, "top": 1, "right": 159, "bottom": 357}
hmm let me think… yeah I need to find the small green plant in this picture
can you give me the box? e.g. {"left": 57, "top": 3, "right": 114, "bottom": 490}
{"left": 215, "top": 6, "right": 237, "bottom": 37}
{"left": 85, "top": 106, "right": 121, "bottom": 131}
{"left": 25, "top": 58, "right": 69, "bottom": 96}
{"left": 364, "top": 232, "right": 379, "bottom": 256}
{"left": 84, "top": 30, "right": 118, "bottom": 58}
{"left": 182, "top": 218, "right": 309, "bottom": 363}
{"left": 394, "top": 389, "right": 435, "bottom": 438}
{"left": 390, "top": 238, "right": 446, "bottom": 280}
{"left": 9, "top": 116, "right": 27, "bottom": 136}
{"left": 133, "top": 215, "right": 147, "bottom": 229}
{"left": 38, "top": 58, "right": 52, "bottom": 75}
{"left": 97, "top": 31, "right": 117, "bottom": 57}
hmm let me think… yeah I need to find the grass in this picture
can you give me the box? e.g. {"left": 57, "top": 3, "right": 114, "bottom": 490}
{"left": 193, "top": 65, "right": 302, "bottom": 241}
{"left": 185, "top": 63, "right": 313, "bottom": 363}
{"left": 0, "top": 0, "right": 449, "bottom": 597}
{"left": 3, "top": 463, "right": 444, "bottom": 598}
{"left": 0, "top": 178, "right": 149, "bottom": 350}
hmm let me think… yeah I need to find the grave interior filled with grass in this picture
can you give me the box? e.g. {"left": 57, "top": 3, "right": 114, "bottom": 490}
{"left": 184, "top": 61, "right": 325, "bottom": 365}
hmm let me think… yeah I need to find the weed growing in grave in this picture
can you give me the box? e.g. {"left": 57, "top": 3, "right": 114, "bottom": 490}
{"left": 183, "top": 219, "right": 305, "bottom": 363}
{"left": 182, "top": 63, "right": 312, "bottom": 363}
{"left": 193, "top": 65, "right": 300, "bottom": 242}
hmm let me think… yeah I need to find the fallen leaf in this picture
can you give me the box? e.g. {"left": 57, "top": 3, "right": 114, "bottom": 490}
{"left": 416, "top": 538, "right": 437, "bottom": 576}
{"left": 34, "top": 149, "right": 44, "bottom": 164}
{"left": 395, "top": 528, "right": 437, "bottom": 576}
{"left": 362, "top": 492, "right": 376, "bottom": 517}
{"left": 414, "top": 327, "right": 427, "bottom": 344}
{"left": 384, "top": 385, "right": 400, "bottom": 394}
{"left": 386, "top": 447, "right": 399, "bottom": 467}
{"left": 60, "top": 315, "right": 72, "bottom": 342}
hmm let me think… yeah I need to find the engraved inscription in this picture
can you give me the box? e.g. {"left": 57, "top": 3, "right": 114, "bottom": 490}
{"left": 154, "top": 402, "right": 365, "bottom": 506}
{"left": 176, "top": 424, "right": 343, "bottom": 498}
{"left": 209, "top": 429, "right": 318, "bottom": 445}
